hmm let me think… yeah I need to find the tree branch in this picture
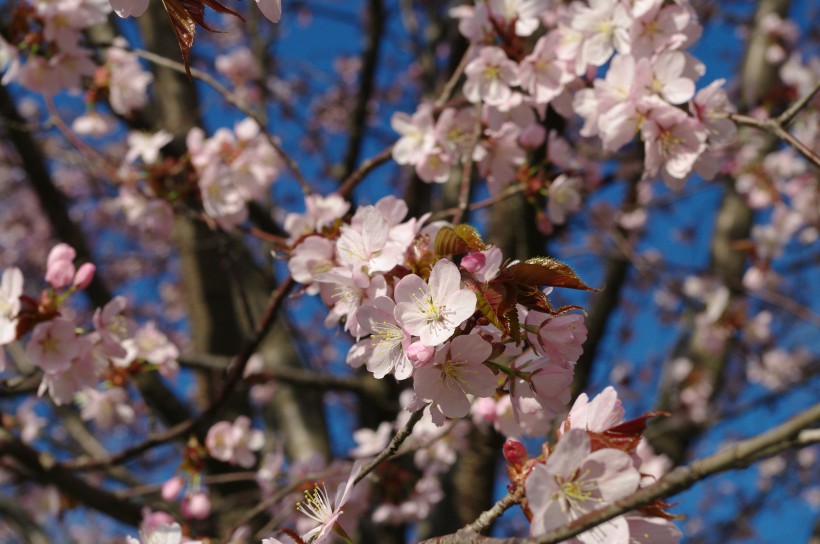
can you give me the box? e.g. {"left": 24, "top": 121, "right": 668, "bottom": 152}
{"left": 420, "top": 402, "right": 820, "bottom": 544}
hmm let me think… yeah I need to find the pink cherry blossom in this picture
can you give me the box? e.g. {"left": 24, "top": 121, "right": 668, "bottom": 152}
{"left": 525, "top": 312, "right": 588, "bottom": 363}
{"left": 284, "top": 194, "right": 350, "bottom": 241}
{"left": 691, "top": 78, "right": 736, "bottom": 146}
{"left": 297, "top": 461, "right": 363, "bottom": 543}
{"left": 93, "top": 296, "right": 134, "bottom": 360}
{"left": 126, "top": 130, "right": 173, "bottom": 164}
{"left": 182, "top": 491, "right": 211, "bottom": 520}
{"left": 162, "top": 476, "right": 185, "bottom": 501}
{"left": 350, "top": 421, "right": 393, "bottom": 458}
{"left": 346, "top": 296, "right": 413, "bottom": 380}
{"left": 519, "top": 32, "right": 575, "bottom": 105}
{"left": 288, "top": 236, "right": 336, "bottom": 294}
{"left": 460, "top": 247, "right": 502, "bottom": 283}
{"left": 547, "top": 174, "right": 583, "bottom": 224}
{"left": 206, "top": 415, "right": 265, "bottom": 468}
{"left": 561, "top": 386, "right": 625, "bottom": 435}
{"left": 106, "top": 39, "right": 154, "bottom": 115}
{"left": 641, "top": 105, "right": 707, "bottom": 187}
{"left": 527, "top": 429, "right": 641, "bottom": 542}
{"left": 629, "top": 0, "right": 691, "bottom": 57}
{"left": 510, "top": 350, "right": 574, "bottom": 419}
{"left": 450, "top": 3, "right": 492, "bottom": 42}
{"left": 0, "top": 267, "right": 23, "bottom": 346}
{"left": 391, "top": 104, "right": 436, "bottom": 166}
{"left": 647, "top": 51, "right": 696, "bottom": 104}
{"left": 26, "top": 318, "right": 81, "bottom": 374}
{"left": 487, "top": 0, "right": 549, "bottom": 37}
{"left": 394, "top": 259, "right": 477, "bottom": 347}
{"left": 568, "top": 0, "right": 632, "bottom": 74}
{"left": 475, "top": 122, "right": 526, "bottom": 194}
{"left": 412, "top": 334, "right": 496, "bottom": 421}
{"left": 78, "top": 386, "right": 135, "bottom": 430}
{"left": 336, "top": 206, "right": 400, "bottom": 274}
{"left": 463, "top": 47, "right": 520, "bottom": 107}
{"left": 73, "top": 263, "right": 96, "bottom": 289}
{"left": 37, "top": 335, "right": 100, "bottom": 405}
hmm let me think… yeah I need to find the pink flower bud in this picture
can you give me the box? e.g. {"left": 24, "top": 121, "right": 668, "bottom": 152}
{"left": 46, "top": 244, "right": 76, "bottom": 269}
{"left": 503, "top": 438, "right": 528, "bottom": 468}
{"left": 407, "top": 341, "right": 434, "bottom": 366}
{"left": 460, "top": 252, "right": 486, "bottom": 274}
{"left": 161, "top": 476, "right": 184, "bottom": 501}
{"left": 182, "top": 491, "right": 211, "bottom": 519}
{"left": 140, "top": 509, "right": 175, "bottom": 535}
{"left": 73, "top": 263, "right": 96, "bottom": 290}
{"left": 45, "top": 244, "right": 77, "bottom": 289}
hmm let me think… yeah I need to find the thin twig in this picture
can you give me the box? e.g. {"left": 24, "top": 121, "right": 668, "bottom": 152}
{"left": 777, "top": 80, "right": 820, "bottom": 127}
{"left": 336, "top": 144, "right": 394, "bottom": 198}
{"left": 127, "top": 46, "right": 313, "bottom": 195}
{"left": 729, "top": 112, "right": 820, "bottom": 169}
{"left": 354, "top": 408, "right": 425, "bottom": 485}
{"left": 435, "top": 44, "right": 475, "bottom": 109}
{"left": 430, "top": 184, "right": 525, "bottom": 222}
{"left": 419, "top": 402, "right": 820, "bottom": 544}
{"left": 462, "top": 486, "right": 526, "bottom": 535}
{"left": 452, "top": 105, "right": 482, "bottom": 225}
{"left": 61, "top": 277, "right": 295, "bottom": 471}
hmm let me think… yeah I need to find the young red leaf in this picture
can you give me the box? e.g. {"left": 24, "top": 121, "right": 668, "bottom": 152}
{"left": 506, "top": 257, "right": 600, "bottom": 291}
{"left": 434, "top": 226, "right": 469, "bottom": 257}
{"left": 160, "top": 0, "right": 243, "bottom": 76}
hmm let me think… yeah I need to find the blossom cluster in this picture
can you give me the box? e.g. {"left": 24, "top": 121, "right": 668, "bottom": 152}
{"left": 519, "top": 387, "right": 680, "bottom": 543}
{"left": 287, "top": 194, "right": 592, "bottom": 432}
{"left": 1, "top": 244, "right": 179, "bottom": 411}
{"left": 187, "top": 118, "right": 284, "bottom": 229}
{"left": 391, "top": 0, "right": 736, "bottom": 227}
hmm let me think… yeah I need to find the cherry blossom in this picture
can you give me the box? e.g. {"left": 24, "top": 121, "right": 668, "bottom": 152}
{"left": 297, "top": 461, "right": 363, "bottom": 543}
{"left": 519, "top": 33, "right": 575, "bottom": 105}
{"left": 126, "top": 130, "right": 173, "bottom": 164}
{"left": 560, "top": 386, "right": 625, "bottom": 435}
{"left": 0, "top": 267, "right": 23, "bottom": 346}
{"left": 525, "top": 312, "right": 588, "bottom": 363}
{"left": 26, "top": 318, "right": 81, "bottom": 374}
{"left": 413, "top": 334, "right": 496, "bottom": 422}
{"left": 527, "top": 429, "right": 641, "bottom": 542}
{"left": 463, "top": 46, "right": 520, "bottom": 107}
{"left": 206, "top": 415, "right": 265, "bottom": 468}
{"left": 391, "top": 104, "right": 436, "bottom": 166}
{"left": 394, "top": 259, "right": 477, "bottom": 347}
{"left": 347, "top": 296, "right": 413, "bottom": 380}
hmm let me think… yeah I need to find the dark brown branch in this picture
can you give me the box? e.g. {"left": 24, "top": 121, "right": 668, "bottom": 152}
{"left": 0, "top": 435, "right": 144, "bottom": 526}
{"left": 336, "top": 144, "right": 394, "bottom": 198}
{"left": 338, "top": 0, "right": 385, "bottom": 181}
